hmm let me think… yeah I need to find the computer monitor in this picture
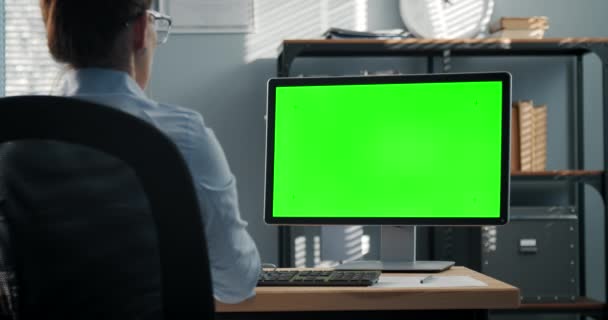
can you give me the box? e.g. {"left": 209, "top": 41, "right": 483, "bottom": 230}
{"left": 265, "top": 72, "right": 511, "bottom": 272}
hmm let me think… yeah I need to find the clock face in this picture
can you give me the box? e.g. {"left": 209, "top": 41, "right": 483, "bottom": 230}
{"left": 399, "top": 0, "right": 494, "bottom": 38}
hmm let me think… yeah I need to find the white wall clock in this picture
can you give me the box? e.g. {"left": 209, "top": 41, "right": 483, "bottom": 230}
{"left": 399, "top": 0, "right": 494, "bottom": 38}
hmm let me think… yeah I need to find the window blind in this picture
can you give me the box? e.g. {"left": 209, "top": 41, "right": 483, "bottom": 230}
{"left": 5, "top": 0, "right": 61, "bottom": 96}
{"left": 0, "top": 0, "right": 5, "bottom": 96}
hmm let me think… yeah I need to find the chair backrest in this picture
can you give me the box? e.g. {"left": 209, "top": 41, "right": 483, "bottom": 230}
{"left": 0, "top": 96, "right": 215, "bottom": 319}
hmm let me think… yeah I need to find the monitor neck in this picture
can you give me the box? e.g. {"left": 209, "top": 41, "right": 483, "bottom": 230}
{"left": 335, "top": 225, "right": 454, "bottom": 272}
{"left": 381, "top": 226, "right": 416, "bottom": 262}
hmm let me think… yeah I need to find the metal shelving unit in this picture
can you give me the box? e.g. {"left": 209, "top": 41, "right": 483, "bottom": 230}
{"left": 512, "top": 170, "right": 604, "bottom": 193}
{"left": 276, "top": 38, "right": 608, "bottom": 319}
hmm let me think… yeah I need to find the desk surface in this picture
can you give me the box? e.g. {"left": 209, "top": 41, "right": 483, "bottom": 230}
{"left": 216, "top": 266, "right": 520, "bottom": 313}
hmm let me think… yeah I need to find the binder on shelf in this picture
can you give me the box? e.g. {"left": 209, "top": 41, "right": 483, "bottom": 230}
{"left": 513, "top": 100, "right": 548, "bottom": 172}
{"left": 518, "top": 100, "right": 534, "bottom": 172}
{"left": 532, "top": 104, "right": 547, "bottom": 171}
{"left": 511, "top": 104, "right": 521, "bottom": 172}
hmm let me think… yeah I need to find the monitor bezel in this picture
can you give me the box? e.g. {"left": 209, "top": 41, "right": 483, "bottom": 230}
{"left": 265, "top": 72, "right": 511, "bottom": 226}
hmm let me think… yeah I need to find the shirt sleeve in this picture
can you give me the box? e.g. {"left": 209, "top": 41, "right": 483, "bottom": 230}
{"left": 180, "top": 111, "right": 261, "bottom": 304}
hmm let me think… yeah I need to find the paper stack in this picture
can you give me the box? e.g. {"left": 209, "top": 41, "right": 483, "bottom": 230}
{"left": 489, "top": 16, "right": 549, "bottom": 39}
{"left": 512, "top": 101, "right": 547, "bottom": 172}
{"left": 323, "top": 28, "right": 412, "bottom": 39}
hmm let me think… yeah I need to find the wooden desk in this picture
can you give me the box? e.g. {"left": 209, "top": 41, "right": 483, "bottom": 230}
{"left": 216, "top": 267, "right": 519, "bottom": 320}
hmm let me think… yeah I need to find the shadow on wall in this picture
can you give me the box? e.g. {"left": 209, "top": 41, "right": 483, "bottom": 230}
{"left": 245, "top": 0, "right": 368, "bottom": 63}
{"left": 424, "top": 0, "right": 490, "bottom": 38}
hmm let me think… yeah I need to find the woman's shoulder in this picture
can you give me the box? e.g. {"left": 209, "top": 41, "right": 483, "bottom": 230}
{"left": 153, "top": 101, "right": 203, "bottom": 117}
{"left": 146, "top": 101, "right": 233, "bottom": 187}
{"left": 146, "top": 101, "right": 208, "bottom": 129}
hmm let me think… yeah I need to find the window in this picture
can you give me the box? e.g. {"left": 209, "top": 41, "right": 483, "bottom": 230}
{"left": 0, "top": 1, "right": 4, "bottom": 97}
{"left": 4, "top": 0, "right": 61, "bottom": 96}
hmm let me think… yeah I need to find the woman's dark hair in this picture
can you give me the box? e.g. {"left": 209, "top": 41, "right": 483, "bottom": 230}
{"left": 40, "top": 0, "right": 152, "bottom": 68}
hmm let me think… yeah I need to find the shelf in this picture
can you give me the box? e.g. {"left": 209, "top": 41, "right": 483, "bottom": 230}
{"left": 511, "top": 170, "right": 604, "bottom": 193}
{"left": 521, "top": 297, "right": 604, "bottom": 310}
{"left": 278, "top": 38, "right": 608, "bottom": 76}
{"left": 281, "top": 38, "right": 608, "bottom": 56}
{"left": 512, "top": 169, "right": 603, "bottom": 178}
{"left": 494, "top": 297, "right": 605, "bottom": 316}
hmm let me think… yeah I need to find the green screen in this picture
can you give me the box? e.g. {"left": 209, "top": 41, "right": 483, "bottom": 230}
{"left": 272, "top": 81, "right": 503, "bottom": 218}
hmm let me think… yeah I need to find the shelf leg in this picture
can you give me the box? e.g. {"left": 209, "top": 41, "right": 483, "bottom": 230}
{"left": 588, "top": 43, "right": 608, "bottom": 313}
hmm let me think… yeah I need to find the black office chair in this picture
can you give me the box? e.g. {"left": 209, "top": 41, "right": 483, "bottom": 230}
{"left": 0, "top": 96, "right": 214, "bottom": 319}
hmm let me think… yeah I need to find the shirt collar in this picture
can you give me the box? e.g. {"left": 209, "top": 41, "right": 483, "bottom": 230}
{"left": 60, "top": 68, "right": 148, "bottom": 99}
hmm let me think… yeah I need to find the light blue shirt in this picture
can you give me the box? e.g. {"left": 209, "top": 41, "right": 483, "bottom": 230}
{"left": 59, "top": 68, "right": 261, "bottom": 304}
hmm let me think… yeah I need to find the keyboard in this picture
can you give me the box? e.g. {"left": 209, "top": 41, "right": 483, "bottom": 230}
{"left": 258, "top": 270, "right": 381, "bottom": 286}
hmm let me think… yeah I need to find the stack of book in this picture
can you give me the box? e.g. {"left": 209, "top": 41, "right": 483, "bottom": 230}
{"left": 511, "top": 100, "right": 547, "bottom": 172}
{"left": 489, "top": 16, "right": 549, "bottom": 39}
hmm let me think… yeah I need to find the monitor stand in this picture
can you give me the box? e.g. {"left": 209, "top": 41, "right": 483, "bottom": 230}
{"left": 335, "top": 226, "right": 454, "bottom": 272}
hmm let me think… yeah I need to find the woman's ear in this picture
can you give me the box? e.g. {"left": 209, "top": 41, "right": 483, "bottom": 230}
{"left": 131, "top": 13, "right": 148, "bottom": 51}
